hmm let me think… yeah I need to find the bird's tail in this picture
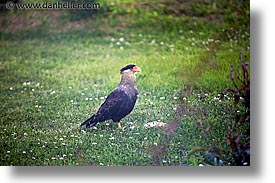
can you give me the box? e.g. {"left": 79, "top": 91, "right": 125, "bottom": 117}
{"left": 80, "top": 115, "right": 97, "bottom": 128}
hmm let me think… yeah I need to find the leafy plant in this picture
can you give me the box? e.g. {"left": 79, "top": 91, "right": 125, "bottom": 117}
{"left": 224, "top": 50, "right": 250, "bottom": 166}
{"left": 187, "top": 51, "right": 250, "bottom": 166}
{"left": 225, "top": 51, "right": 250, "bottom": 110}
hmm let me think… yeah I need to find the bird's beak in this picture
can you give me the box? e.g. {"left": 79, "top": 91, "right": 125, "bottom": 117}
{"left": 132, "top": 66, "right": 141, "bottom": 73}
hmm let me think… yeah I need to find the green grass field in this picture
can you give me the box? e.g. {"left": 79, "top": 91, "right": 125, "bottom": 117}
{"left": 0, "top": 0, "right": 250, "bottom": 166}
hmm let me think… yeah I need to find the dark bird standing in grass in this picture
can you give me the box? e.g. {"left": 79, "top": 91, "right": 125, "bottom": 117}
{"left": 81, "top": 64, "right": 141, "bottom": 129}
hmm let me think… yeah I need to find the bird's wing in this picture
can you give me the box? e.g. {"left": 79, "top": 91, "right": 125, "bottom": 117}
{"left": 93, "top": 87, "right": 134, "bottom": 122}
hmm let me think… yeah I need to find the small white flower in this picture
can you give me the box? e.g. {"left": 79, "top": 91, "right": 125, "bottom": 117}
{"left": 160, "top": 96, "right": 165, "bottom": 100}
{"left": 7, "top": 151, "right": 10, "bottom": 153}
{"left": 92, "top": 142, "right": 97, "bottom": 145}
{"left": 119, "top": 37, "right": 124, "bottom": 42}
{"left": 22, "top": 151, "right": 26, "bottom": 154}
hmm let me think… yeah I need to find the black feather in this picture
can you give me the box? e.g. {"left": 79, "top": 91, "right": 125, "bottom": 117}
{"left": 120, "top": 64, "right": 136, "bottom": 73}
{"left": 80, "top": 86, "right": 138, "bottom": 128}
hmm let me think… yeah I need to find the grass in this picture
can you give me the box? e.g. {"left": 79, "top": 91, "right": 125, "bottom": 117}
{"left": 0, "top": 0, "right": 250, "bottom": 166}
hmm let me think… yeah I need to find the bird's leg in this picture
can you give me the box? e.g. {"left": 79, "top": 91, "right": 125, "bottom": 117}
{"left": 117, "top": 121, "right": 122, "bottom": 129}
{"left": 110, "top": 121, "right": 114, "bottom": 130}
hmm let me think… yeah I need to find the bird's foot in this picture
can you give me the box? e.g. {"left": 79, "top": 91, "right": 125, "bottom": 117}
{"left": 117, "top": 121, "right": 122, "bottom": 129}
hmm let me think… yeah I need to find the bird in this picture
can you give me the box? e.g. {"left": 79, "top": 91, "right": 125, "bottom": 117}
{"left": 81, "top": 64, "right": 141, "bottom": 129}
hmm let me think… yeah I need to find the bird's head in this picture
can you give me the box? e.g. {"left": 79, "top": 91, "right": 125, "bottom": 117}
{"left": 120, "top": 64, "right": 141, "bottom": 75}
